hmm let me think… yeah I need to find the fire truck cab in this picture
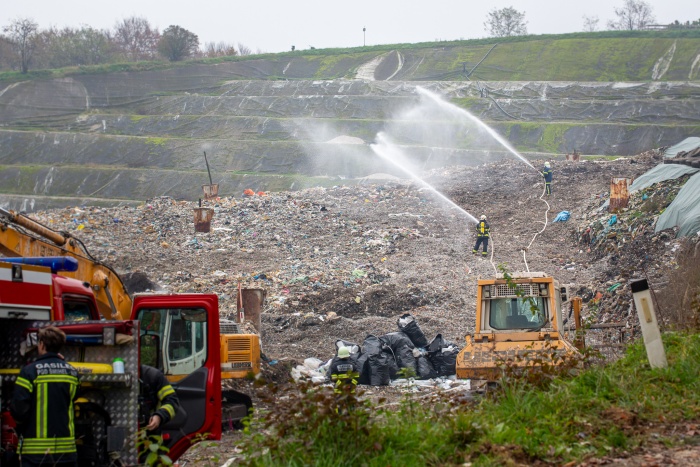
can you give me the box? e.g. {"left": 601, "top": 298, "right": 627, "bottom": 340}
{"left": 0, "top": 259, "right": 222, "bottom": 465}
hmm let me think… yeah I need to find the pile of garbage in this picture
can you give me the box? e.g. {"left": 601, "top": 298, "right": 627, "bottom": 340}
{"left": 571, "top": 172, "right": 687, "bottom": 326}
{"left": 291, "top": 314, "right": 461, "bottom": 386}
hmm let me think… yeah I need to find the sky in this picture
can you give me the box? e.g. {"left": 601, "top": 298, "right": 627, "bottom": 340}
{"left": 3, "top": 1, "right": 698, "bottom": 54}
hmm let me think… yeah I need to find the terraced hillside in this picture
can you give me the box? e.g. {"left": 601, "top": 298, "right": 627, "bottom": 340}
{"left": 1, "top": 34, "right": 699, "bottom": 211}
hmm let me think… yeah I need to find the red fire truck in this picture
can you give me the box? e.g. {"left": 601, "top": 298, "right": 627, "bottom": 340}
{"left": 0, "top": 258, "right": 223, "bottom": 465}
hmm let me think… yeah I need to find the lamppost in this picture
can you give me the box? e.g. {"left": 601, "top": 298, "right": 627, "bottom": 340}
{"left": 363, "top": 27, "right": 366, "bottom": 46}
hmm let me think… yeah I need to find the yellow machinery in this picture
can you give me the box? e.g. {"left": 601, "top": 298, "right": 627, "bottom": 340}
{"left": 456, "top": 272, "right": 582, "bottom": 381}
{"left": 0, "top": 207, "right": 262, "bottom": 385}
{"left": 0, "top": 207, "right": 130, "bottom": 320}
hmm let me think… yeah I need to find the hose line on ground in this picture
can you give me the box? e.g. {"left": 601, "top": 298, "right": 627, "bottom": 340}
{"left": 522, "top": 176, "right": 551, "bottom": 272}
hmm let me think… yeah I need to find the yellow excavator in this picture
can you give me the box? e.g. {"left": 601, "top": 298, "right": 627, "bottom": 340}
{"left": 0, "top": 207, "right": 262, "bottom": 386}
{"left": 456, "top": 271, "right": 583, "bottom": 381}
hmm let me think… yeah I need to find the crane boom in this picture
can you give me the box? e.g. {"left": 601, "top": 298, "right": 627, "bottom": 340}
{"left": 0, "top": 207, "right": 132, "bottom": 320}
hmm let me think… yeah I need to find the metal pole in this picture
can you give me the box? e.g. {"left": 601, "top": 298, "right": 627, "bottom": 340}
{"left": 363, "top": 27, "right": 366, "bottom": 46}
{"left": 203, "top": 151, "right": 213, "bottom": 186}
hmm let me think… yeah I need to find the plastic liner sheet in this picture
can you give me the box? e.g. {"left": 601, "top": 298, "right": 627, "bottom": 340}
{"left": 655, "top": 171, "right": 700, "bottom": 237}
{"left": 630, "top": 164, "right": 700, "bottom": 192}
{"left": 664, "top": 137, "right": 700, "bottom": 158}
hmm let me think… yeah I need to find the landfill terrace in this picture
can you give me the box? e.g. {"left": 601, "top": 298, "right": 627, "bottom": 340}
{"left": 28, "top": 151, "right": 675, "bottom": 368}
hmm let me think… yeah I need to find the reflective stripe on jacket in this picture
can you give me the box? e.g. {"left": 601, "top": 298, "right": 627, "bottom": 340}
{"left": 475, "top": 220, "right": 490, "bottom": 238}
{"left": 10, "top": 353, "right": 79, "bottom": 461}
{"left": 140, "top": 365, "right": 180, "bottom": 427}
{"left": 542, "top": 167, "right": 553, "bottom": 183}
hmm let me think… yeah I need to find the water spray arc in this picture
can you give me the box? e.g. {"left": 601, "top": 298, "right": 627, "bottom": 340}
{"left": 369, "top": 133, "right": 478, "bottom": 223}
{"left": 414, "top": 86, "right": 536, "bottom": 171}
{"left": 410, "top": 86, "right": 551, "bottom": 272}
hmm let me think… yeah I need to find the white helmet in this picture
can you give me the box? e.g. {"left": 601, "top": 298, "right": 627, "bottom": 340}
{"left": 544, "top": 162, "right": 551, "bottom": 168}
{"left": 338, "top": 346, "right": 350, "bottom": 359}
{"left": 480, "top": 215, "right": 486, "bottom": 220}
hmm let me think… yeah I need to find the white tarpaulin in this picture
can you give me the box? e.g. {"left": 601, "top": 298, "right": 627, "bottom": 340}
{"left": 664, "top": 137, "right": 700, "bottom": 158}
{"left": 655, "top": 171, "right": 700, "bottom": 237}
{"left": 630, "top": 164, "right": 700, "bottom": 192}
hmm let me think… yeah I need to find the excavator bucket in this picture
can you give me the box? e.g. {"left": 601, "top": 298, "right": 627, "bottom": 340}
{"left": 202, "top": 184, "right": 219, "bottom": 200}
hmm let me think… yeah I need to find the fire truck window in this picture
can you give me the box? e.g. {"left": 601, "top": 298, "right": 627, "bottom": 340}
{"left": 63, "top": 300, "right": 92, "bottom": 321}
{"left": 168, "top": 317, "right": 193, "bottom": 361}
{"left": 194, "top": 322, "right": 204, "bottom": 352}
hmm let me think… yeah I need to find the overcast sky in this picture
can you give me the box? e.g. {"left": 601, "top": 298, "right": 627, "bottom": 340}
{"left": 4, "top": 1, "right": 698, "bottom": 53}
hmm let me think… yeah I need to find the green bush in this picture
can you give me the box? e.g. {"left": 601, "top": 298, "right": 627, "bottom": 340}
{"left": 235, "top": 333, "right": 700, "bottom": 466}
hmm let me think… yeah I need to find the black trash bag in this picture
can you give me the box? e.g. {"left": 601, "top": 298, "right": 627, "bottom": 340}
{"left": 427, "top": 333, "right": 456, "bottom": 353}
{"left": 362, "top": 334, "right": 385, "bottom": 355}
{"left": 367, "top": 352, "right": 392, "bottom": 386}
{"left": 359, "top": 335, "right": 396, "bottom": 385}
{"left": 356, "top": 352, "right": 371, "bottom": 385}
{"left": 380, "top": 332, "right": 414, "bottom": 350}
{"left": 380, "top": 332, "right": 417, "bottom": 375}
{"left": 397, "top": 314, "right": 428, "bottom": 348}
{"left": 416, "top": 355, "right": 438, "bottom": 379}
{"left": 428, "top": 345, "right": 460, "bottom": 377}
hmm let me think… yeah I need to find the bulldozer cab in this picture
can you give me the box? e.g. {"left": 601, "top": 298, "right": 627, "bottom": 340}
{"left": 487, "top": 296, "right": 547, "bottom": 331}
{"left": 477, "top": 273, "right": 560, "bottom": 335}
{"left": 456, "top": 272, "right": 578, "bottom": 381}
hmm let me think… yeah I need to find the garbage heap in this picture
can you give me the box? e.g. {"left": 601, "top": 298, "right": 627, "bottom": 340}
{"left": 292, "top": 314, "right": 462, "bottom": 386}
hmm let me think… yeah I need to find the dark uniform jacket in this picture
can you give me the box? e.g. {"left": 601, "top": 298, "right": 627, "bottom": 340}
{"left": 139, "top": 365, "right": 180, "bottom": 429}
{"left": 10, "top": 352, "right": 79, "bottom": 464}
{"left": 475, "top": 220, "right": 490, "bottom": 238}
{"left": 542, "top": 167, "right": 553, "bottom": 183}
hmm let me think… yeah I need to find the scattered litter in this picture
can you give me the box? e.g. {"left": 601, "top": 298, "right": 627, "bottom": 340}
{"left": 552, "top": 211, "right": 570, "bottom": 223}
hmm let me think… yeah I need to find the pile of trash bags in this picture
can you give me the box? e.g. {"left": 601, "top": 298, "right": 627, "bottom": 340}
{"left": 325, "top": 313, "right": 462, "bottom": 386}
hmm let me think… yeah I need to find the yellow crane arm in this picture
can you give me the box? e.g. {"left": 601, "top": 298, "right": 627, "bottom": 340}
{"left": 0, "top": 207, "right": 132, "bottom": 320}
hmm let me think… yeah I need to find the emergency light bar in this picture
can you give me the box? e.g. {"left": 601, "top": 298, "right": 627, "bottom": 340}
{"left": 0, "top": 256, "right": 79, "bottom": 273}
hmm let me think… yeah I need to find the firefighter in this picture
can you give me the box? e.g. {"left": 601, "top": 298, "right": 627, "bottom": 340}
{"left": 542, "top": 162, "right": 553, "bottom": 195}
{"left": 10, "top": 326, "right": 79, "bottom": 467}
{"left": 472, "top": 215, "right": 490, "bottom": 257}
{"left": 329, "top": 347, "right": 359, "bottom": 394}
{"left": 139, "top": 365, "right": 180, "bottom": 433}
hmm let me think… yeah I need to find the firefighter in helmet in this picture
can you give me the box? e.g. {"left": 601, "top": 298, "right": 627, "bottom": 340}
{"left": 542, "top": 162, "right": 553, "bottom": 195}
{"left": 329, "top": 347, "right": 359, "bottom": 393}
{"left": 473, "top": 215, "right": 490, "bottom": 257}
{"left": 10, "top": 326, "right": 79, "bottom": 467}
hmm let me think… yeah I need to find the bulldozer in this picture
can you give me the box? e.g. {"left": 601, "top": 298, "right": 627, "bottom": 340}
{"left": 456, "top": 271, "right": 583, "bottom": 381}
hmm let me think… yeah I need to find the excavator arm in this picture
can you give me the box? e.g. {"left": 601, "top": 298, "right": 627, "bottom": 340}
{"left": 0, "top": 207, "right": 132, "bottom": 320}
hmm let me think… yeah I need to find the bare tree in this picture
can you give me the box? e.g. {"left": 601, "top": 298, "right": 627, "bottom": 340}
{"left": 203, "top": 41, "right": 238, "bottom": 58}
{"left": 607, "top": 0, "right": 656, "bottom": 30}
{"left": 0, "top": 36, "right": 15, "bottom": 70}
{"left": 113, "top": 16, "right": 160, "bottom": 61}
{"left": 484, "top": 6, "right": 528, "bottom": 37}
{"left": 157, "top": 25, "right": 199, "bottom": 61}
{"left": 37, "top": 25, "right": 112, "bottom": 68}
{"left": 237, "top": 42, "right": 252, "bottom": 56}
{"left": 583, "top": 15, "right": 600, "bottom": 32}
{"left": 3, "top": 17, "right": 39, "bottom": 73}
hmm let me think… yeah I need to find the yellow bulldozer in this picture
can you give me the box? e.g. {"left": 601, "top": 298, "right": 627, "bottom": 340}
{"left": 456, "top": 271, "right": 583, "bottom": 381}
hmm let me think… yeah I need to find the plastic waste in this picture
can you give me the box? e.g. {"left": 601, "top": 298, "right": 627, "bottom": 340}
{"left": 552, "top": 211, "right": 571, "bottom": 223}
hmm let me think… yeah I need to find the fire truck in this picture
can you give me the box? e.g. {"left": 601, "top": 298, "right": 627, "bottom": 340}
{"left": 0, "top": 257, "right": 224, "bottom": 465}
